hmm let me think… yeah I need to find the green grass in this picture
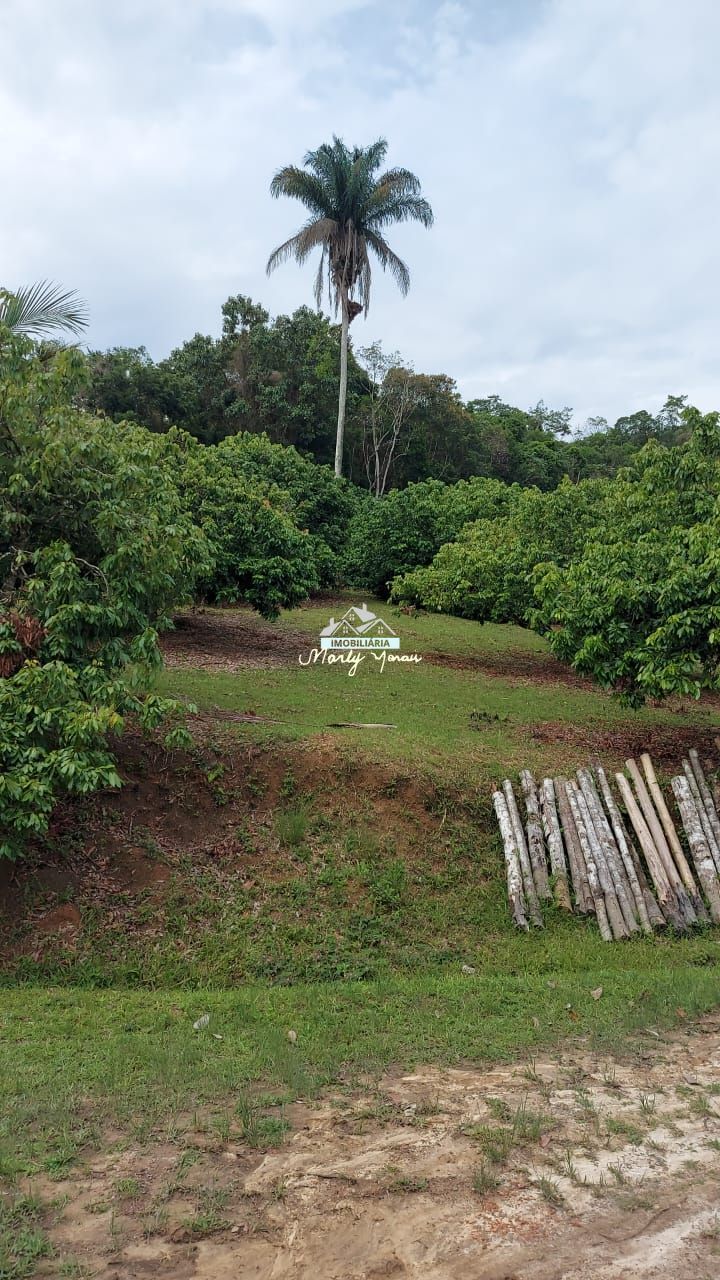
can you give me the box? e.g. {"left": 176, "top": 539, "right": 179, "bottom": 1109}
{"left": 2, "top": 964, "right": 720, "bottom": 1179}
{"left": 0, "top": 1193, "right": 51, "bottom": 1278}
{"left": 158, "top": 598, "right": 718, "bottom": 778}
{"left": 2, "top": 597, "right": 720, "bottom": 1235}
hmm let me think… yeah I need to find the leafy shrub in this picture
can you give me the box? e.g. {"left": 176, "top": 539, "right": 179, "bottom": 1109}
{"left": 391, "top": 478, "right": 607, "bottom": 622}
{"left": 534, "top": 411, "right": 720, "bottom": 702}
{"left": 0, "top": 330, "right": 207, "bottom": 857}
{"left": 343, "top": 476, "right": 515, "bottom": 596}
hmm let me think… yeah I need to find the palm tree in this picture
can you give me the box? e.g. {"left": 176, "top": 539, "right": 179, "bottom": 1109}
{"left": 266, "top": 137, "right": 433, "bottom": 478}
{"left": 0, "top": 281, "right": 88, "bottom": 339}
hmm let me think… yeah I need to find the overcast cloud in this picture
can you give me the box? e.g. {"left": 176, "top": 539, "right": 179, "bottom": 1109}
{"left": 1, "top": 0, "right": 719, "bottom": 426}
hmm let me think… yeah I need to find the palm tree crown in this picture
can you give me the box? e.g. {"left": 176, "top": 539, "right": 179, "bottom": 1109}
{"left": 267, "top": 136, "right": 433, "bottom": 315}
{"left": 266, "top": 138, "right": 433, "bottom": 477}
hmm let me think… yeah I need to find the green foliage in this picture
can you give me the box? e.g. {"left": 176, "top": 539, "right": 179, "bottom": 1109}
{"left": 343, "top": 476, "right": 514, "bottom": 596}
{"left": 390, "top": 478, "right": 607, "bottom": 620}
{"left": 0, "top": 329, "right": 206, "bottom": 856}
{"left": 534, "top": 410, "right": 720, "bottom": 702}
{"left": 209, "top": 431, "right": 360, "bottom": 584}
{"left": 176, "top": 435, "right": 321, "bottom": 615}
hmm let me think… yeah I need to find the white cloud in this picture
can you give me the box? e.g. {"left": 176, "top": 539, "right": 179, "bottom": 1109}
{"left": 1, "top": 0, "right": 719, "bottom": 424}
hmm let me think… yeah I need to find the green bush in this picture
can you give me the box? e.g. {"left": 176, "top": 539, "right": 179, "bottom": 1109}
{"left": 207, "top": 432, "right": 360, "bottom": 587}
{"left": 534, "top": 411, "right": 720, "bottom": 702}
{"left": 343, "top": 476, "right": 515, "bottom": 596}
{"left": 176, "top": 436, "right": 321, "bottom": 616}
{"left": 391, "top": 478, "right": 607, "bottom": 622}
{"left": 0, "top": 330, "right": 207, "bottom": 857}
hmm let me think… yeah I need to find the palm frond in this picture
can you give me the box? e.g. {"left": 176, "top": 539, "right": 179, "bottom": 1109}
{"left": 269, "top": 166, "right": 330, "bottom": 217}
{"left": 266, "top": 218, "right": 338, "bottom": 275}
{"left": 366, "top": 193, "right": 434, "bottom": 229}
{"left": 363, "top": 230, "right": 411, "bottom": 295}
{"left": 0, "top": 281, "right": 89, "bottom": 337}
{"left": 373, "top": 167, "right": 424, "bottom": 198}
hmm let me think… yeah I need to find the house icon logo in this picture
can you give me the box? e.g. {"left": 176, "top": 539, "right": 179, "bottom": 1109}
{"left": 320, "top": 603, "right": 400, "bottom": 651}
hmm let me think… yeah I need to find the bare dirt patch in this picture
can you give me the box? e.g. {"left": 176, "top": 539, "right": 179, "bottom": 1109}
{"left": 528, "top": 720, "right": 720, "bottom": 764}
{"left": 161, "top": 607, "right": 316, "bottom": 671}
{"left": 426, "top": 647, "right": 596, "bottom": 689}
{"left": 29, "top": 1018, "right": 720, "bottom": 1279}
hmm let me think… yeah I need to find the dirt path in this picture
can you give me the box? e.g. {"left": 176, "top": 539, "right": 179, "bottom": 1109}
{"left": 32, "top": 1018, "right": 720, "bottom": 1278}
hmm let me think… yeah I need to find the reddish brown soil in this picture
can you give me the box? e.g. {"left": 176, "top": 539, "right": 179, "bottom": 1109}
{"left": 427, "top": 648, "right": 596, "bottom": 689}
{"left": 0, "top": 729, "right": 448, "bottom": 960}
{"left": 161, "top": 608, "right": 316, "bottom": 671}
{"left": 528, "top": 720, "right": 720, "bottom": 763}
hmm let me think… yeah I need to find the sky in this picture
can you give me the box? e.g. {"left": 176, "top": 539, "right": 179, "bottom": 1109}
{"left": 2, "top": 0, "right": 719, "bottom": 428}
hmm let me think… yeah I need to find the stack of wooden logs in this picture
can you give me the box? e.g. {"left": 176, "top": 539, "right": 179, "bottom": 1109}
{"left": 493, "top": 748, "right": 720, "bottom": 938}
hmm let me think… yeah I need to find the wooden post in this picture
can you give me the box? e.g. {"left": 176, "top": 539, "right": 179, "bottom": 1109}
{"left": 615, "top": 772, "right": 687, "bottom": 931}
{"left": 573, "top": 781, "right": 629, "bottom": 939}
{"left": 566, "top": 782, "right": 612, "bottom": 940}
{"left": 493, "top": 791, "right": 530, "bottom": 930}
{"left": 626, "top": 758, "right": 697, "bottom": 926}
{"left": 682, "top": 760, "right": 720, "bottom": 876}
{"left": 502, "top": 780, "right": 542, "bottom": 926}
{"left": 671, "top": 776, "right": 720, "bottom": 924}
{"left": 555, "top": 777, "right": 593, "bottom": 913}
{"left": 592, "top": 760, "right": 653, "bottom": 932}
{"left": 519, "top": 769, "right": 551, "bottom": 899}
{"left": 641, "top": 753, "right": 708, "bottom": 922}
{"left": 577, "top": 769, "right": 639, "bottom": 933}
{"left": 688, "top": 748, "right": 720, "bottom": 857}
{"left": 540, "top": 778, "right": 572, "bottom": 910}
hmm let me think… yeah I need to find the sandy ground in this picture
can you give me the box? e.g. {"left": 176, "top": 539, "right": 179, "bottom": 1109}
{"left": 30, "top": 1016, "right": 720, "bottom": 1278}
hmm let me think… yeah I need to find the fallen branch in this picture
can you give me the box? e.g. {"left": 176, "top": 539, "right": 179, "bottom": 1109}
{"left": 555, "top": 777, "right": 593, "bottom": 913}
{"left": 671, "top": 776, "right": 720, "bottom": 924}
{"left": 641, "top": 753, "right": 707, "bottom": 922}
{"left": 502, "top": 780, "right": 542, "bottom": 926}
{"left": 615, "top": 772, "right": 687, "bottom": 932}
{"left": 592, "top": 760, "right": 654, "bottom": 932}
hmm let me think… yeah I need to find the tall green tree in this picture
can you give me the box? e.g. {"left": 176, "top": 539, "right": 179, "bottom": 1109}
{"left": 266, "top": 136, "right": 433, "bottom": 478}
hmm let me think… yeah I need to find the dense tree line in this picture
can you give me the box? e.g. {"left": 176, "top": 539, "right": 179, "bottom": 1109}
{"left": 82, "top": 296, "right": 691, "bottom": 492}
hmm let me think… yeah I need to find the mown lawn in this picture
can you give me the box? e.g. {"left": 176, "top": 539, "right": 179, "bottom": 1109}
{"left": 2, "top": 599, "right": 720, "bottom": 1262}
{"left": 159, "top": 597, "right": 719, "bottom": 779}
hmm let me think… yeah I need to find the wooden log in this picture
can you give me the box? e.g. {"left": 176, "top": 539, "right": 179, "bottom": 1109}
{"left": 493, "top": 791, "right": 530, "bottom": 930}
{"left": 573, "top": 780, "right": 629, "bottom": 939}
{"left": 625, "top": 758, "right": 697, "bottom": 926}
{"left": 555, "top": 777, "right": 594, "bottom": 913}
{"left": 565, "top": 782, "right": 613, "bottom": 940}
{"left": 540, "top": 778, "right": 572, "bottom": 910}
{"left": 688, "top": 748, "right": 720, "bottom": 857}
{"left": 502, "top": 779, "right": 542, "bottom": 926}
{"left": 592, "top": 761, "right": 654, "bottom": 932}
{"left": 519, "top": 769, "right": 551, "bottom": 899}
{"left": 577, "top": 769, "right": 639, "bottom": 933}
{"left": 615, "top": 772, "right": 687, "bottom": 931}
{"left": 640, "top": 753, "right": 708, "bottom": 922}
{"left": 671, "top": 776, "right": 720, "bottom": 924}
{"left": 682, "top": 760, "right": 720, "bottom": 876}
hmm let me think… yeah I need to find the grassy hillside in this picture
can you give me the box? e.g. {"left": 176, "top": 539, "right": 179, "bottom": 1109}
{"left": 2, "top": 598, "right": 720, "bottom": 1203}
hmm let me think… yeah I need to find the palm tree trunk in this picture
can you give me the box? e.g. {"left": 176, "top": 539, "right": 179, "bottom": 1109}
{"left": 334, "top": 289, "right": 349, "bottom": 478}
